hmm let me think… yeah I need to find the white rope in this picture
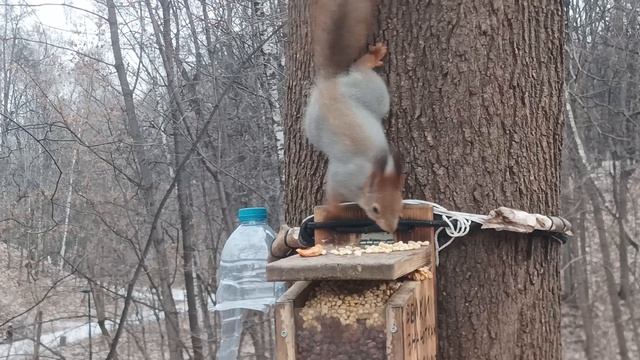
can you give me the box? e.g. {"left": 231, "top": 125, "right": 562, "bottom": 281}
{"left": 403, "top": 199, "right": 489, "bottom": 265}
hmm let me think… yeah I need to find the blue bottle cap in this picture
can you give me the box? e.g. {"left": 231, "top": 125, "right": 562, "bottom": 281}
{"left": 238, "top": 207, "right": 268, "bottom": 223}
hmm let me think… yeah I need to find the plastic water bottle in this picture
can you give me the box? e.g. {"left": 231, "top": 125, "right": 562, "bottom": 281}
{"left": 215, "top": 207, "right": 283, "bottom": 360}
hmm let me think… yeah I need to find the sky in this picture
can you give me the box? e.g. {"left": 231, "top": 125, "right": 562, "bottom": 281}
{"left": 21, "top": 0, "right": 98, "bottom": 38}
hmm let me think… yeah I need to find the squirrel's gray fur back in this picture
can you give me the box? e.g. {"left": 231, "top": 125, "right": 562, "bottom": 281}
{"left": 337, "top": 68, "right": 390, "bottom": 120}
{"left": 304, "top": 66, "right": 390, "bottom": 153}
{"left": 303, "top": 65, "right": 391, "bottom": 201}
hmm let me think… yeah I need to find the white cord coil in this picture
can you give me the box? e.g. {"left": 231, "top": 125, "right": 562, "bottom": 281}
{"left": 403, "top": 199, "right": 489, "bottom": 265}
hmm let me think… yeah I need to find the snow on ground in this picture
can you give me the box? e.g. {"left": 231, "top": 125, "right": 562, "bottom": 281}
{"left": 0, "top": 242, "right": 193, "bottom": 358}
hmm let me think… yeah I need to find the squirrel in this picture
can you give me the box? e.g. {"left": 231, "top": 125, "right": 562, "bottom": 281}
{"left": 303, "top": 0, "right": 405, "bottom": 233}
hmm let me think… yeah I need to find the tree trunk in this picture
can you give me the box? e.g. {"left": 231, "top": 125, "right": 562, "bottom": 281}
{"left": 565, "top": 98, "right": 630, "bottom": 360}
{"left": 283, "top": 1, "right": 564, "bottom": 359}
{"left": 59, "top": 143, "right": 80, "bottom": 271}
{"left": 587, "top": 185, "right": 630, "bottom": 360}
{"left": 613, "top": 165, "right": 640, "bottom": 350}
{"left": 149, "top": 0, "right": 204, "bottom": 356}
{"left": 253, "top": 0, "right": 285, "bottom": 193}
{"left": 173, "top": 111, "right": 205, "bottom": 360}
{"left": 106, "top": 1, "right": 183, "bottom": 358}
{"left": 563, "top": 211, "right": 578, "bottom": 302}
{"left": 1, "top": 5, "right": 13, "bottom": 149}
{"left": 197, "top": 273, "right": 216, "bottom": 360}
{"left": 151, "top": 293, "right": 167, "bottom": 360}
{"left": 90, "top": 282, "right": 118, "bottom": 359}
{"left": 32, "top": 310, "right": 42, "bottom": 360}
{"left": 576, "top": 202, "right": 596, "bottom": 360}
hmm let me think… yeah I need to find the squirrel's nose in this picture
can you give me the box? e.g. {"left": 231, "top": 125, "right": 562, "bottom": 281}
{"left": 378, "top": 218, "right": 398, "bottom": 233}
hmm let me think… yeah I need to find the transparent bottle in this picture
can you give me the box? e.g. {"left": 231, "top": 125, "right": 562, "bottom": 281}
{"left": 215, "top": 207, "right": 282, "bottom": 360}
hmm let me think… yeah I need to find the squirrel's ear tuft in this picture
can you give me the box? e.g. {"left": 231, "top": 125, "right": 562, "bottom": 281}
{"left": 366, "top": 153, "right": 387, "bottom": 189}
{"left": 388, "top": 147, "right": 405, "bottom": 189}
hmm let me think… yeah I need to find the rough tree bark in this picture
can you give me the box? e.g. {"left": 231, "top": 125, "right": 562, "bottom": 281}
{"left": 283, "top": 1, "right": 564, "bottom": 359}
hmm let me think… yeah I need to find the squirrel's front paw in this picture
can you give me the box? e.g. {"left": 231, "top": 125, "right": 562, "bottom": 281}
{"left": 369, "top": 43, "right": 387, "bottom": 67}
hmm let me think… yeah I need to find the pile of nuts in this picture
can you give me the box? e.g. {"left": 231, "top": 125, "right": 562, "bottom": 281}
{"left": 296, "top": 281, "right": 399, "bottom": 360}
{"left": 329, "top": 240, "right": 430, "bottom": 256}
{"left": 405, "top": 266, "right": 433, "bottom": 281}
{"left": 298, "top": 281, "right": 400, "bottom": 330}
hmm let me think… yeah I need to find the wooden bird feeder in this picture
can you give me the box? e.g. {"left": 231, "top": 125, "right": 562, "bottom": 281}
{"left": 267, "top": 203, "right": 438, "bottom": 360}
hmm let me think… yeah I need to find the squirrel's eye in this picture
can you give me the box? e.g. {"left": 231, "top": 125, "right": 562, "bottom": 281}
{"left": 372, "top": 205, "right": 380, "bottom": 214}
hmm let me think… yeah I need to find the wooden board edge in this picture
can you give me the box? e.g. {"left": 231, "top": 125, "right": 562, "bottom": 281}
{"left": 275, "top": 300, "right": 295, "bottom": 360}
{"left": 386, "top": 281, "right": 417, "bottom": 359}
{"left": 268, "top": 266, "right": 426, "bottom": 281}
{"left": 275, "top": 281, "right": 312, "bottom": 359}
{"left": 386, "top": 301, "right": 404, "bottom": 360}
{"left": 276, "top": 281, "right": 312, "bottom": 303}
{"left": 389, "top": 249, "right": 431, "bottom": 280}
{"left": 388, "top": 281, "right": 418, "bottom": 307}
{"left": 267, "top": 248, "right": 430, "bottom": 282}
{"left": 406, "top": 278, "right": 437, "bottom": 360}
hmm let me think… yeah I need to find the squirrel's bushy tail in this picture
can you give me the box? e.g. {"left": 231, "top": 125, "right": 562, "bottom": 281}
{"left": 311, "top": 0, "right": 376, "bottom": 77}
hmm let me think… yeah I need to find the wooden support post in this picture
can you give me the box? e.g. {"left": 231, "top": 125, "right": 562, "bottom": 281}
{"left": 275, "top": 281, "right": 312, "bottom": 360}
{"left": 387, "top": 282, "right": 416, "bottom": 359}
{"left": 386, "top": 279, "right": 437, "bottom": 359}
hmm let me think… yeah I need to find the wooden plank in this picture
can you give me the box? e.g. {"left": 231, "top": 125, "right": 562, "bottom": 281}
{"left": 401, "top": 286, "right": 420, "bottom": 359}
{"left": 422, "top": 277, "right": 437, "bottom": 360}
{"left": 407, "top": 280, "right": 438, "bottom": 360}
{"left": 396, "top": 204, "right": 437, "bottom": 359}
{"left": 266, "top": 247, "right": 431, "bottom": 281}
{"left": 275, "top": 281, "right": 311, "bottom": 360}
{"left": 405, "top": 236, "right": 437, "bottom": 360}
{"left": 385, "top": 279, "right": 437, "bottom": 360}
{"left": 314, "top": 204, "right": 368, "bottom": 246}
{"left": 386, "top": 282, "right": 416, "bottom": 360}
{"left": 388, "top": 305, "right": 405, "bottom": 360}
{"left": 396, "top": 204, "right": 434, "bottom": 245}
{"left": 423, "top": 220, "right": 437, "bottom": 358}
{"left": 411, "top": 277, "right": 437, "bottom": 360}
{"left": 277, "top": 281, "right": 312, "bottom": 303}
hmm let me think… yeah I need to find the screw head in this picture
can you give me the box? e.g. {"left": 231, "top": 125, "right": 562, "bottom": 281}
{"left": 390, "top": 324, "right": 398, "bottom": 333}
{"left": 280, "top": 330, "right": 288, "bottom": 337}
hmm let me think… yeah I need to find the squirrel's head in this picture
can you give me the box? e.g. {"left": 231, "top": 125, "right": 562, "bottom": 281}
{"left": 361, "top": 150, "right": 405, "bottom": 233}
